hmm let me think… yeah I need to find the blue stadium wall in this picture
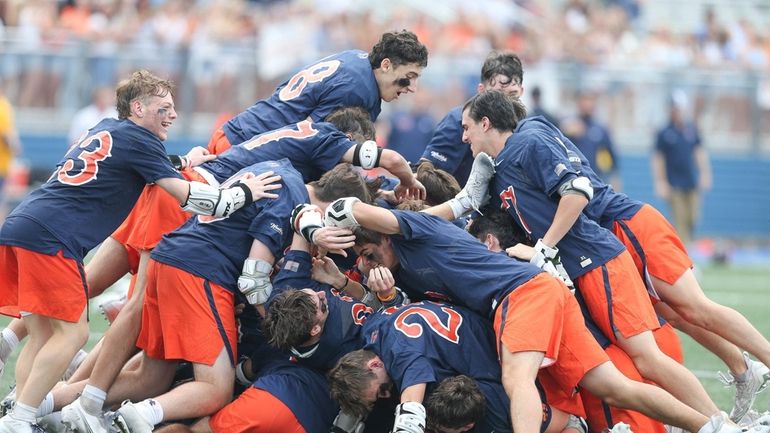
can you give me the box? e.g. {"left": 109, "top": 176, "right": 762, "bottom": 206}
{"left": 18, "top": 134, "right": 770, "bottom": 238}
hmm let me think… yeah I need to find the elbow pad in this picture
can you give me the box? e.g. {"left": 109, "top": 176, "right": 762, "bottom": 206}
{"left": 557, "top": 176, "right": 593, "bottom": 200}
{"left": 182, "top": 181, "right": 253, "bottom": 217}
{"left": 352, "top": 140, "right": 382, "bottom": 170}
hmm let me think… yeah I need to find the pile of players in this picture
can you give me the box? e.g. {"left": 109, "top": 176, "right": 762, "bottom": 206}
{"left": 1, "top": 28, "right": 770, "bottom": 433}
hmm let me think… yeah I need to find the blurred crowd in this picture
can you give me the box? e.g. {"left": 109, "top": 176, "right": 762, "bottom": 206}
{"left": 0, "top": 0, "right": 769, "bottom": 111}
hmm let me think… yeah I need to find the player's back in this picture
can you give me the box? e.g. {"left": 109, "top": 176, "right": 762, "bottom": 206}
{"left": 389, "top": 210, "right": 541, "bottom": 318}
{"left": 152, "top": 159, "right": 307, "bottom": 295}
{"left": 1, "top": 118, "right": 179, "bottom": 259}
{"left": 223, "top": 50, "right": 381, "bottom": 146}
{"left": 419, "top": 106, "right": 473, "bottom": 185}
{"left": 517, "top": 117, "right": 643, "bottom": 229}
{"left": 203, "top": 121, "right": 355, "bottom": 184}
{"left": 492, "top": 126, "right": 625, "bottom": 278}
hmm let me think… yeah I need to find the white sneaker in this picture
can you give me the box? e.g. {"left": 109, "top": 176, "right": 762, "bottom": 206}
{"left": 455, "top": 152, "right": 496, "bottom": 214}
{"left": 738, "top": 410, "right": 765, "bottom": 427}
{"left": 0, "top": 393, "right": 14, "bottom": 418}
{"left": 0, "top": 416, "right": 45, "bottom": 433}
{"left": 718, "top": 353, "right": 770, "bottom": 422}
{"left": 700, "top": 412, "right": 742, "bottom": 433}
{"left": 112, "top": 401, "right": 153, "bottom": 433}
{"left": 37, "top": 411, "right": 67, "bottom": 433}
{"left": 61, "top": 398, "right": 111, "bottom": 433}
{"left": 664, "top": 425, "right": 690, "bottom": 433}
{"left": 63, "top": 350, "right": 89, "bottom": 382}
{"left": 605, "top": 422, "right": 634, "bottom": 433}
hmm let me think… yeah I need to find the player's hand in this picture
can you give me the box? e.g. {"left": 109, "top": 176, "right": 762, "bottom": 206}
{"left": 313, "top": 226, "right": 355, "bottom": 257}
{"left": 368, "top": 266, "right": 395, "bottom": 298}
{"left": 184, "top": 146, "right": 217, "bottom": 167}
{"left": 394, "top": 177, "right": 426, "bottom": 202}
{"left": 392, "top": 402, "right": 426, "bottom": 433}
{"left": 378, "top": 189, "right": 398, "bottom": 205}
{"left": 505, "top": 243, "right": 535, "bottom": 261}
{"left": 239, "top": 171, "right": 282, "bottom": 200}
{"left": 311, "top": 256, "right": 346, "bottom": 286}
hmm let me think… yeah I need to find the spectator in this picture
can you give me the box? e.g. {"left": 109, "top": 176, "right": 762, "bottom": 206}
{"left": 382, "top": 91, "right": 436, "bottom": 165}
{"left": 527, "top": 85, "right": 559, "bottom": 127}
{"left": 67, "top": 86, "right": 118, "bottom": 147}
{"left": 652, "top": 90, "right": 712, "bottom": 244}
{"left": 562, "top": 90, "right": 621, "bottom": 189}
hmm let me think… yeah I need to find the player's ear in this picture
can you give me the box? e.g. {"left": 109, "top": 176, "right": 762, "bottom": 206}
{"left": 310, "top": 323, "right": 323, "bottom": 338}
{"left": 379, "top": 58, "right": 392, "bottom": 72}
{"left": 477, "top": 82, "right": 486, "bottom": 93}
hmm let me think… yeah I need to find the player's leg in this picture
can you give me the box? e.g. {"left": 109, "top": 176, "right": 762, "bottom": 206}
{"left": 500, "top": 350, "right": 546, "bottom": 433}
{"left": 155, "top": 424, "right": 197, "bottom": 433}
{"left": 0, "top": 318, "right": 28, "bottom": 376}
{"left": 7, "top": 312, "right": 88, "bottom": 425}
{"left": 579, "top": 362, "right": 717, "bottom": 433}
{"left": 84, "top": 236, "right": 131, "bottom": 298}
{"left": 614, "top": 329, "right": 720, "bottom": 416}
{"left": 577, "top": 252, "right": 720, "bottom": 417}
{"left": 114, "top": 348, "right": 234, "bottom": 431}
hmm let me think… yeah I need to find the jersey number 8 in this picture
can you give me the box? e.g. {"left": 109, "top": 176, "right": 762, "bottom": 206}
{"left": 279, "top": 60, "right": 341, "bottom": 101}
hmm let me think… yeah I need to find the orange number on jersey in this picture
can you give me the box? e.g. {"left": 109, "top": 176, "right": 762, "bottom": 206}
{"left": 499, "top": 185, "right": 531, "bottom": 234}
{"left": 352, "top": 303, "right": 374, "bottom": 326}
{"left": 57, "top": 130, "right": 114, "bottom": 186}
{"left": 278, "top": 60, "right": 341, "bottom": 101}
{"left": 394, "top": 306, "right": 463, "bottom": 344}
{"left": 243, "top": 120, "right": 318, "bottom": 150}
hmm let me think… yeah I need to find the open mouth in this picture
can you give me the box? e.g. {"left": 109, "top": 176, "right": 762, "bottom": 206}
{"left": 161, "top": 121, "right": 172, "bottom": 128}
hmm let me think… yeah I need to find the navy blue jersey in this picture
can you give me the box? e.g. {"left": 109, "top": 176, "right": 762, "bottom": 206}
{"left": 655, "top": 121, "right": 702, "bottom": 190}
{"left": 151, "top": 160, "right": 307, "bottom": 297}
{"left": 202, "top": 121, "right": 355, "bottom": 184}
{"left": 253, "top": 359, "right": 338, "bottom": 433}
{"left": 491, "top": 120, "right": 625, "bottom": 278}
{"left": 223, "top": 50, "right": 381, "bottom": 145}
{"left": 364, "top": 302, "right": 511, "bottom": 433}
{"left": 270, "top": 250, "right": 372, "bottom": 371}
{"left": 519, "top": 117, "right": 642, "bottom": 229}
{"left": 419, "top": 106, "right": 473, "bottom": 185}
{"left": 389, "top": 211, "right": 541, "bottom": 319}
{"left": 0, "top": 118, "right": 180, "bottom": 260}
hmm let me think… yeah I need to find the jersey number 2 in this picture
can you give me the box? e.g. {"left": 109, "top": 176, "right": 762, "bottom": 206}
{"left": 279, "top": 60, "right": 341, "bottom": 101}
{"left": 57, "top": 131, "right": 113, "bottom": 186}
{"left": 394, "top": 306, "right": 463, "bottom": 344}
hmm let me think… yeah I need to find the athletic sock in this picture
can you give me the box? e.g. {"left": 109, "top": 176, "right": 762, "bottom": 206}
{"left": 135, "top": 399, "right": 164, "bottom": 426}
{"left": 80, "top": 384, "right": 107, "bottom": 414}
{"left": 11, "top": 402, "right": 37, "bottom": 423}
{"left": 0, "top": 329, "right": 19, "bottom": 361}
{"left": 35, "top": 392, "right": 55, "bottom": 417}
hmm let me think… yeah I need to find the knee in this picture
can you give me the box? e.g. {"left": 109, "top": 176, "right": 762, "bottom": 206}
{"left": 674, "top": 301, "right": 716, "bottom": 329}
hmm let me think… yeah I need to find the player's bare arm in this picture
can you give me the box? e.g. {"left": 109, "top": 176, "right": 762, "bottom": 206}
{"left": 341, "top": 142, "right": 426, "bottom": 201}
{"left": 324, "top": 198, "right": 401, "bottom": 235}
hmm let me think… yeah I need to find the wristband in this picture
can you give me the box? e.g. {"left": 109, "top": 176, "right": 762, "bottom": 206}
{"left": 339, "top": 276, "right": 350, "bottom": 292}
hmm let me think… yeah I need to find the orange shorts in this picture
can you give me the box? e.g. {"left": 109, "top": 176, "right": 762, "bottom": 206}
{"left": 137, "top": 259, "right": 237, "bottom": 366}
{"left": 538, "top": 369, "right": 586, "bottom": 419}
{"left": 575, "top": 251, "right": 660, "bottom": 342}
{"left": 581, "top": 344, "right": 666, "bottom": 433}
{"left": 613, "top": 204, "right": 693, "bottom": 287}
{"left": 207, "top": 127, "right": 233, "bottom": 155}
{"left": 494, "top": 273, "right": 609, "bottom": 394}
{"left": 209, "top": 387, "right": 305, "bottom": 433}
{"left": 0, "top": 246, "right": 87, "bottom": 322}
{"left": 112, "top": 168, "right": 209, "bottom": 253}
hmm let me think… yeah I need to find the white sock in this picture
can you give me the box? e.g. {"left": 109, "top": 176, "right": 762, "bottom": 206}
{"left": 11, "top": 402, "right": 37, "bottom": 423}
{"left": 80, "top": 384, "right": 107, "bottom": 414}
{"left": 35, "top": 392, "right": 55, "bottom": 417}
{"left": 135, "top": 399, "right": 164, "bottom": 426}
{"left": 0, "top": 329, "right": 19, "bottom": 361}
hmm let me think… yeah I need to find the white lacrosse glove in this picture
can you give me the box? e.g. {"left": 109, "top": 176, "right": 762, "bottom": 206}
{"left": 447, "top": 152, "right": 496, "bottom": 219}
{"left": 237, "top": 258, "right": 273, "bottom": 305}
{"left": 291, "top": 203, "right": 324, "bottom": 243}
{"left": 530, "top": 239, "right": 573, "bottom": 286}
{"left": 324, "top": 197, "right": 361, "bottom": 229}
{"left": 392, "top": 402, "right": 426, "bottom": 433}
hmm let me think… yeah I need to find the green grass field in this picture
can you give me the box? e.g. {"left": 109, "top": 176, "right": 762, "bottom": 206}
{"left": 0, "top": 265, "right": 769, "bottom": 412}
